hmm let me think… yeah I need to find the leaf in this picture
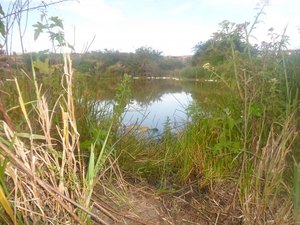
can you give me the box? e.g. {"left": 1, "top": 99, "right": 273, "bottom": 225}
{"left": 55, "top": 31, "right": 65, "bottom": 45}
{"left": 67, "top": 42, "right": 75, "bottom": 51}
{"left": 0, "top": 20, "right": 5, "bottom": 37}
{"left": 86, "top": 144, "right": 95, "bottom": 187}
{"left": 0, "top": 186, "right": 14, "bottom": 223}
{"left": 227, "top": 117, "right": 235, "bottom": 130}
{"left": 231, "top": 141, "right": 241, "bottom": 153}
{"left": 95, "top": 124, "right": 112, "bottom": 174}
{"left": 0, "top": 159, "right": 8, "bottom": 181}
{"left": 48, "top": 31, "right": 65, "bottom": 46}
{"left": 80, "top": 140, "right": 93, "bottom": 150}
{"left": 48, "top": 31, "right": 56, "bottom": 41}
{"left": 34, "top": 28, "right": 42, "bottom": 41}
{"left": 33, "top": 22, "right": 45, "bottom": 41}
{"left": 49, "top": 23, "right": 56, "bottom": 29}
{"left": 0, "top": 4, "right": 4, "bottom": 16}
{"left": 213, "top": 143, "right": 222, "bottom": 155}
{"left": 40, "top": 13, "right": 45, "bottom": 22}
{"left": 0, "top": 4, "right": 5, "bottom": 37}
{"left": 249, "top": 103, "right": 262, "bottom": 117}
{"left": 16, "top": 132, "right": 46, "bottom": 140}
{"left": 0, "top": 158, "right": 8, "bottom": 194}
{"left": 50, "top": 16, "right": 64, "bottom": 29}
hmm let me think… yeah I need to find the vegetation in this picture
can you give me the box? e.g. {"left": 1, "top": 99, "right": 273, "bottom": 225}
{"left": 71, "top": 47, "right": 186, "bottom": 78}
{"left": 0, "top": 1, "right": 299, "bottom": 224}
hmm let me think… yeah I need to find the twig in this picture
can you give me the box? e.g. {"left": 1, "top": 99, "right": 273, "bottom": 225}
{"left": 0, "top": 139, "right": 110, "bottom": 225}
{"left": 92, "top": 193, "right": 150, "bottom": 225}
{"left": 0, "top": 0, "right": 73, "bottom": 20}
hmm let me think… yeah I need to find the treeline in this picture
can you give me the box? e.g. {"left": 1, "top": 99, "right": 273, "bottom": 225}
{"left": 72, "top": 47, "right": 187, "bottom": 77}
{"left": 2, "top": 23, "right": 300, "bottom": 82}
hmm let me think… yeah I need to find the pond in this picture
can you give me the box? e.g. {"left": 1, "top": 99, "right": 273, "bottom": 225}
{"left": 122, "top": 91, "right": 193, "bottom": 134}
{"left": 79, "top": 76, "right": 223, "bottom": 136}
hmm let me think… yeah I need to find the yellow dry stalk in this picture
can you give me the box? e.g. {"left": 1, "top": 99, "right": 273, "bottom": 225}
{"left": 36, "top": 96, "right": 52, "bottom": 144}
{"left": 58, "top": 106, "right": 68, "bottom": 194}
{"left": 14, "top": 78, "right": 32, "bottom": 133}
{"left": 3, "top": 124, "right": 31, "bottom": 176}
{"left": 0, "top": 52, "right": 109, "bottom": 224}
{"left": 0, "top": 185, "right": 15, "bottom": 224}
{"left": 242, "top": 113, "right": 296, "bottom": 225}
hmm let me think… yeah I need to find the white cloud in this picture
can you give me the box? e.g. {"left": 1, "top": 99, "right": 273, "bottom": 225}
{"left": 58, "top": 0, "right": 231, "bottom": 55}
{"left": 4, "top": 0, "right": 300, "bottom": 54}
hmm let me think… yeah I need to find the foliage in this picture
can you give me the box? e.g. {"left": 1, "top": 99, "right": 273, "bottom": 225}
{"left": 294, "top": 163, "right": 300, "bottom": 223}
{"left": 192, "top": 20, "right": 256, "bottom": 67}
{"left": 72, "top": 47, "right": 186, "bottom": 78}
{"left": 111, "top": 4, "right": 300, "bottom": 224}
{"left": 0, "top": 1, "right": 71, "bottom": 54}
{"left": 0, "top": 1, "right": 300, "bottom": 224}
{"left": 111, "top": 74, "right": 132, "bottom": 140}
{"left": 0, "top": 4, "right": 5, "bottom": 39}
{"left": 77, "top": 60, "right": 97, "bottom": 74}
{"left": 178, "top": 65, "right": 208, "bottom": 79}
{"left": 0, "top": 13, "right": 113, "bottom": 225}
{"left": 33, "top": 13, "right": 73, "bottom": 51}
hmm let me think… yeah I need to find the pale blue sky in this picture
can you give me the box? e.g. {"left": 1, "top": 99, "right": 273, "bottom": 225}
{"left": 2, "top": 0, "right": 300, "bottom": 55}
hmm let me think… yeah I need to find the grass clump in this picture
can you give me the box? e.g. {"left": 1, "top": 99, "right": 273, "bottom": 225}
{"left": 0, "top": 2, "right": 299, "bottom": 224}
{"left": 0, "top": 53, "right": 112, "bottom": 224}
{"left": 112, "top": 4, "right": 299, "bottom": 224}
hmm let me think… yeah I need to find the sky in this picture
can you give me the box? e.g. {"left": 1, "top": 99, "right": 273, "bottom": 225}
{"left": 2, "top": 0, "right": 300, "bottom": 55}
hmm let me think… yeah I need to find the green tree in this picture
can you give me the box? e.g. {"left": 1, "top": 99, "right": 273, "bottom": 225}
{"left": 133, "top": 46, "right": 162, "bottom": 76}
{"left": 192, "top": 20, "right": 249, "bottom": 66}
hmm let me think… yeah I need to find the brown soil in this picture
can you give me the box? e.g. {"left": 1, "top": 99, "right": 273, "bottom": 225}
{"left": 92, "top": 181, "right": 242, "bottom": 225}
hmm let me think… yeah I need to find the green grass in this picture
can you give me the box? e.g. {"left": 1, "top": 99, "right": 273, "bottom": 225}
{"left": 294, "top": 163, "right": 300, "bottom": 223}
{"left": 1, "top": 46, "right": 299, "bottom": 224}
{"left": 0, "top": 6, "right": 299, "bottom": 224}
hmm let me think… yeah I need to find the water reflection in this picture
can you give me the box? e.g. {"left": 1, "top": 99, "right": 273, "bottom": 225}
{"left": 123, "top": 92, "right": 193, "bottom": 134}
{"left": 76, "top": 76, "right": 227, "bottom": 136}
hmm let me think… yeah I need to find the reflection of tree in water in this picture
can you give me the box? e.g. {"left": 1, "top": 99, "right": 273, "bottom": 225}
{"left": 131, "top": 79, "right": 184, "bottom": 105}
{"left": 74, "top": 76, "right": 121, "bottom": 101}
{"left": 74, "top": 75, "right": 230, "bottom": 110}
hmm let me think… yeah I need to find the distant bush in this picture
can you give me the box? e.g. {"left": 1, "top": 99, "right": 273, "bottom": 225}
{"left": 77, "top": 60, "right": 97, "bottom": 74}
{"left": 179, "top": 66, "right": 209, "bottom": 79}
{"left": 72, "top": 48, "right": 190, "bottom": 77}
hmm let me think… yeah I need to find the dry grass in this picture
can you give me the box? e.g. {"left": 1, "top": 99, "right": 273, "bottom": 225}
{"left": 0, "top": 38, "right": 298, "bottom": 225}
{"left": 241, "top": 113, "right": 297, "bottom": 225}
{"left": 0, "top": 53, "right": 109, "bottom": 224}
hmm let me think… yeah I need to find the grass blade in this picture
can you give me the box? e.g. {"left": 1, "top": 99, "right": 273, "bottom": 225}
{"left": 0, "top": 185, "right": 14, "bottom": 224}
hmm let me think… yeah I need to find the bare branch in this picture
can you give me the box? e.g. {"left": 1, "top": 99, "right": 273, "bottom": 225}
{"left": 0, "top": 0, "right": 73, "bottom": 20}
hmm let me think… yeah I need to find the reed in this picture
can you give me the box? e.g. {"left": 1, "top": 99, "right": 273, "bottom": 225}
{"left": 0, "top": 52, "right": 111, "bottom": 224}
{"left": 294, "top": 162, "right": 300, "bottom": 224}
{"left": 114, "top": 4, "right": 299, "bottom": 224}
{"left": 0, "top": 3, "right": 298, "bottom": 224}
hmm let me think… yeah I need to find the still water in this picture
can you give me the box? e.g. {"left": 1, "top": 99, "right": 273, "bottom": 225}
{"left": 122, "top": 91, "right": 193, "bottom": 134}
{"left": 87, "top": 77, "right": 221, "bottom": 135}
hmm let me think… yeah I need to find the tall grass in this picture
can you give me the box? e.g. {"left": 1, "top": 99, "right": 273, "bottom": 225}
{"left": 201, "top": 15, "right": 298, "bottom": 224}
{"left": 113, "top": 5, "right": 299, "bottom": 224}
{"left": 294, "top": 162, "right": 300, "bottom": 223}
{"left": 0, "top": 53, "right": 111, "bottom": 224}
{"left": 0, "top": 6, "right": 297, "bottom": 225}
